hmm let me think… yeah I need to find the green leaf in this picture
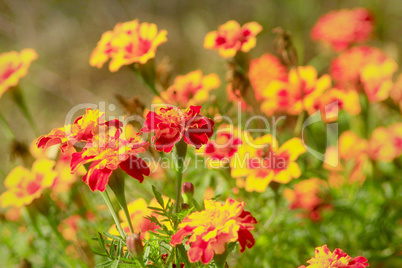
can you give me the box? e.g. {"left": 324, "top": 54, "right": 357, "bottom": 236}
{"left": 152, "top": 185, "right": 164, "bottom": 209}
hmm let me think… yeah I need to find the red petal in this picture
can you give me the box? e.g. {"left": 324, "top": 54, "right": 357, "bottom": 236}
{"left": 119, "top": 155, "right": 150, "bottom": 183}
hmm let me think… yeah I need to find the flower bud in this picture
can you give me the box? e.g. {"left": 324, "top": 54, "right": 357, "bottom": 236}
{"left": 126, "top": 234, "right": 143, "bottom": 258}
{"left": 182, "top": 182, "right": 194, "bottom": 196}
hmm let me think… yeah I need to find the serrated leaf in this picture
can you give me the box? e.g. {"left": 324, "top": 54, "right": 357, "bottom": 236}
{"left": 152, "top": 185, "right": 164, "bottom": 208}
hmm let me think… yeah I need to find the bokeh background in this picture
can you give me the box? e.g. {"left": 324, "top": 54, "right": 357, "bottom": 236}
{"left": 0, "top": 0, "right": 401, "bottom": 267}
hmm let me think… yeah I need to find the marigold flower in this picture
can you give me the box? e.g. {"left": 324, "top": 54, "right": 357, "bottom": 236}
{"left": 170, "top": 199, "right": 257, "bottom": 264}
{"left": 199, "top": 124, "right": 242, "bottom": 168}
{"left": 70, "top": 129, "right": 150, "bottom": 192}
{"left": 0, "top": 48, "right": 38, "bottom": 98}
{"left": 153, "top": 70, "right": 220, "bottom": 107}
{"left": 261, "top": 66, "right": 331, "bottom": 116}
{"left": 330, "top": 46, "right": 387, "bottom": 89}
{"left": 90, "top": 19, "right": 167, "bottom": 72}
{"left": 299, "top": 244, "right": 369, "bottom": 268}
{"left": 142, "top": 105, "right": 214, "bottom": 153}
{"left": 283, "top": 178, "right": 329, "bottom": 221}
{"left": 231, "top": 133, "right": 306, "bottom": 192}
{"left": 368, "top": 123, "right": 402, "bottom": 162}
{"left": 311, "top": 8, "right": 373, "bottom": 51}
{"left": 390, "top": 74, "right": 402, "bottom": 110}
{"left": 204, "top": 20, "right": 262, "bottom": 58}
{"left": 0, "top": 159, "right": 57, "bottom": 208}
{"left": 249, "top": 53, "right": 288, "bottom": 101}
{"left": 360, "top": 58, "right": 398, "bottom": 103}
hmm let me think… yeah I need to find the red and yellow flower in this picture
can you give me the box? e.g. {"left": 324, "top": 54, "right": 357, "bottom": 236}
{"left": 170, "top": 199, "right": 257, "bottom": 264}
{"left": 368, "top": 123, "right": 402, "bottom": 162}
{"left": 311, "top": 8, "right": 373, "bottom": 51}
{"left": 360, "top": 58, "right": 398, "bottom": 103}
{"left": 142, "top": 105, "right": 214, "bottom": 153}
{"left": 199, "top": 125, "right": 242, "bottom": 168}
{"left": 261, "top": 66, "right": 331, "bottom": 116}
{"left": 248, "top": 53, "right": 288, "bottom": 101}
{"left": 231, "top": 133, "right": 306, "bottom": 192}
{"left": 0, "top": 159, "right": 57, "bottom": 208}
{"left": 299, "top": 244, "right": 369, "bottom": 268}
{"left": 153, "top": 70, "right": 220, "bottom": 107}
{"left": 390, "top": 74, "right": 402, "bottom": 110}
{"left": 0, "top": 48, "right": 38, "bottom": 98}
{"left": 90, "top": 19, "right": 167, "bottom": 72}
{"left": 283, "top": 178, "right": 329, "bottom": 221}
{"left": 204, "top": 20, "right": 262, "bottom": 58}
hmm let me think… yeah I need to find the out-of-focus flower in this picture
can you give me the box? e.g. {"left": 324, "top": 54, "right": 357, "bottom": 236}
{"left": 360, "top": 58, "right": 398, "bottom": 103}
{"left": 204, "top": 20, "right": 262, "bottom": 58}
{"left": 171, "top": 199, "right": 257, "bottom": 264}
{"left": 283, "top": 178, "right": 329, "bottom": 221}
{"left": 299, "top": 244, "right": 369, "bottom": 268}
{"left": 226, "top": 84, "right": 249, "bottom": 111}
{"left": 249, "top": 53, "right": 288, "bottom": 101}
{"left": 153, "top": 70, "right": 220, "bottom": 107}
{"left": 390, "top": 74, "right": 402, "bottom": 110}
{"left": 339, "top": 131, "right": 368, "bottom": 161}
{"left": 142, "top": 105, "right": 214, "bottom": 153}
{"left": 311, "top": 8, "right": 373, "bottom": 51}
{"left": 148, "top": 160, "right": 166, "bottom": 180}
{"left": 90, "top": 19, "right": 167, "bottom": 72}
{"left": 0, "top": 49, "right": 38, "bottom": 98}
{"left": 231, "top": 133, "right": 306, "bottom": 192}
{"left": 261, "top": 66, "right": 331, "bottom": 116}
{"left": 109, "top": 196, "right": 171, "bottom": 239}
{"left": 4, "top": 207, "right": 22, "bottom": 222}
{"left": 0, "top": 159, "right": 57, "bottom": 208}
{"left": 330, "top": 46, "right": 387, "bottom": 90}
{"left": 59, "top": 215, "right": 82, "bottom": 242}
{"left": 308, "top": 88, "right": 361, "bottom": 122}
{"left": 70, "top": 128, "right": 149, "bottom": 192}
{"left": 368, "top": 123, "right": 402, "bottom": 162}
{"left": 199, "top": 124, "right": 242, "bottom": 168}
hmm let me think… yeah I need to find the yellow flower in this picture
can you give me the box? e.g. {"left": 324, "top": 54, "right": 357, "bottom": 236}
{"left": 0, "top": 49, "right": 38, "bottom": 98}
{"left": 0, "top": 159, "right": 57, "bottom": 208}
{"left": 231, "top": 133, "right": 306, "bottom": 192}
{"left": 90, "top": 19, "right": 167, "bottom": 72}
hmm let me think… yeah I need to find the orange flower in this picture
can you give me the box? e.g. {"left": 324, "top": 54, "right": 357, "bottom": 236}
{"left": 231, "top": 133, "right": 306, "bottom": 192}
{"left": 170, "top": 199, "right": 257, "bottom": 264}
{"left": 0, "top": 159, "right": 57, "bottom": 208}
{"left": 261, "top": 66, "right": 331, "bottom": 116}
{"left": 90, "top": 19, "right": 167, "bottom": 72}
{"left": 283, "top": 178, "right": 328, "bottom": 221}
{"left": 299, "top": 244, "right": 369, "bottom": 268}
{"left": 368, "top": 123, "right": 402, "bottom": 162}
{"left": 0, "top": 48, "right": 38, "bottom": 98}
{"left": 360, "top": 58, "right": 398, "bottom": 103}
{"left": 249, "top": 53, "right": 288, "bottom": 101}
{"left": 330, "top": 46, "right": 387, "bottom": 90}
{"left": 204, "top": 20, "right": 262, "bottom": 58}
{"left": 200, "top": 125, "right": 242, "bottom": 168}
{"left": 142, "top": 105, "right": 214, "bottom": 153}
{"left": 308, "top": 88, "right": 361, "bottom": 122}
{"left": 153, "top": 70, "right": 220, "bottom": 107}
{"left": 311, "top": 8, "right": 373, "bottom": 51}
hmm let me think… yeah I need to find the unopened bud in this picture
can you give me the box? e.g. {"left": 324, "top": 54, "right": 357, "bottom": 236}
{"left": 181, "top": 203, "right": 190, "bottom": 210}
{"left": 182, "top": 182, "right": 194, "bottom": 196}
{"left": 126, "top": 234, "right": 143, "bottom": 258}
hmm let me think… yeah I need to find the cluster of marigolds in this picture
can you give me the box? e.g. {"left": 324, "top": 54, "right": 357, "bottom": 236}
{"left": 1, "top": 6, "right": 401, "bottom": 267}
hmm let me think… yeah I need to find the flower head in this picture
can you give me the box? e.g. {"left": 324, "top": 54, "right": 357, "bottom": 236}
{"left": 311, "top": 8, "right": 373, "bottom": 51}
{"left": 231, "top": 133, "right": 306, "bottom": 192}
{"left": 299, "top": 244, "right": 369, "bottom": 268}
{"left": 0, "top": 159, "right": 57, "bottom": 208}
{"left": 204, "top": 20, "right": 262, "bottom": 58}
{"left": 154, "top": 70, "right": 220, "bottom": 107}
{"left": 142, "top": 105, "right": 214, "bottom": 153}
{"left": 261, "top": 66, "right": 331, "bottom": 116}
{"left": 368, "top": 123, "right": 402, "bottom": 162}
{"left": 249, "top": 53, "right": 288, "bottom": 101}
{"left": 90, "top": 19, "right": 167, "bottom": 72}
{"left": 170, "top": 199, "right": 257, "bottom": 264}
{"left": 0, "top": 48, "right": 38, "bottom": 98}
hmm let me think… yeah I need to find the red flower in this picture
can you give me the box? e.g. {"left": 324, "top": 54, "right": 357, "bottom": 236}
{"left": 142, "top": 105, "right": 214, "bottom": 153}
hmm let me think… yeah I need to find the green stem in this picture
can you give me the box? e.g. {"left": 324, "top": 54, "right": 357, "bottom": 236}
{"left": 174, "top": 139, "right": 187, "bottom": 213}
{"left": 10, "top": 86, "right": 39, "bottom": 136}
{"left": 0, "top": 112, "right": 15, "bottom": 140}
{"left": 100, "top": 190, "right": 126, "bottom": 238}
{"left": 294, "top": 111, "right": 305, "bottom": 137}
